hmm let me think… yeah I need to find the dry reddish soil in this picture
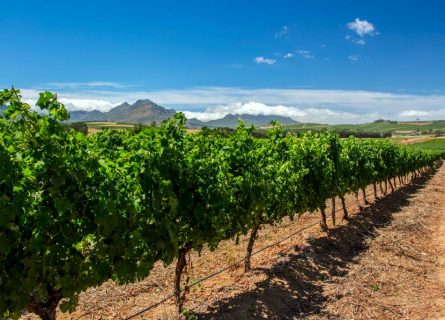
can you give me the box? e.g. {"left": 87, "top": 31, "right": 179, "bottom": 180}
{"left": 22, "top": 164, "right": 445, "bottom": 320}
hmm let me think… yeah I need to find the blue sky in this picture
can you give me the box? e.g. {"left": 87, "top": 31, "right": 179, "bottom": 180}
{"left": 1, "top": 0, "right": 445, "bottom": 123}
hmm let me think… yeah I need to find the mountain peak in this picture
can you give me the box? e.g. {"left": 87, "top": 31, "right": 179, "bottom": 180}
{"left": 68, "top": 98, "right": 176, "bottom": 123}
{"left": 131, "top": 99, "right": 163, "bottom": 112}
{"left": 133, "top": 99, "right": 155, "bottom": 106}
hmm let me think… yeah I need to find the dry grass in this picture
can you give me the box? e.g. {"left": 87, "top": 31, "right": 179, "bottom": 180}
{"left": 86, "top": 127, "right": 102, "bottom": 135}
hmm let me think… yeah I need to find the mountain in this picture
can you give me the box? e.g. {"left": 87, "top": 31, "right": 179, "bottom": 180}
{"left": 186, "top": 118, "right": 208, "bottom": 127}
{"left": 186, "top": 114, "right": 298, "bottom": 128}
{"left": 68, "top": 110, "right": 105, "bottom": 122}
{"left": 69, "top": 99, "right": 176, "bottom": 124}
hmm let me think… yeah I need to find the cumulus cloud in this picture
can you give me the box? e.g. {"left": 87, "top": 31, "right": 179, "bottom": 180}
{"left": 346, "top": 18, "right": 378, "bottom": 46}
{"left": 283, "top": 53, "right": 294, "bottom": 58}
{"left": 183, "top": 101, "right": 371, "bottom": 123}
{"left": 275, "top": 25, "right": 288, "bottom": 38}
{"left": 254, "top": 56, "right": 276, "bottom": 65}
{"left": 347, "top": 18, "right": 377, "bottom": 37}
{"left": 58, "top": 98, "right": 115, "bottom": 111}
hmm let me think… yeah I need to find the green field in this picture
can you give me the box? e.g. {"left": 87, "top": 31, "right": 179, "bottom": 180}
{"left": 284, "top": 121, "right": 445, "bottom": 133}
{"left": 83, "top": 120, "right": 445, "bottom": 134}
{"left": 410, "top": 138, "right": 445, "bottom": 152}
{"left": 85, "top": 121, "right": 135, "bottom": 129}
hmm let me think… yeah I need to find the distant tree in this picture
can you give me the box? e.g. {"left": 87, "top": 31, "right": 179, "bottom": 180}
{"left": 134, "top": 122, "right": 144, "bottom": 133}
{"left": 62, "top": 122, "right": 88, "bottom": 135}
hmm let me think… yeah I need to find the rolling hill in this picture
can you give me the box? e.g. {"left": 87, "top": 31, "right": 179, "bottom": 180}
{"left": 283, "top": 120, "right": 445, "bottom": 133}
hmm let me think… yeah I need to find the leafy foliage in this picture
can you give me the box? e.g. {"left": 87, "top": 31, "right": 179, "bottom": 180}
{"left": 0, "top": 89, "right": 443, "bottom": 319}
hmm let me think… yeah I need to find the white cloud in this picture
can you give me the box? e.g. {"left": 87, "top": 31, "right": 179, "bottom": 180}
{"left": 295, "top": 50, "right": 314, "bottom": 59}
{"left": 254, "top": 56, "right": 276, "bottom": 65}
{"left": 18, "top": 88, "right": 117, "bottom": 112}
{"left": 347, "top": 18, "right": 377, "bottom": 37}
{"left": 46, "top": 81, "right": 130, "bottom": 89}
{"left": 348, "top": 54, "right": 360, "bottom": 61}
{"left": 283, "top": 53, "right": 294, "bottom": 58}
{"left": 183, "top": 101, "right": 370, "bottom": 123}
{"left": 58, "top": 98, "right": 115, "bottom": 111}
{"left": 399, "top": 110, "right": 432, "bottom": 117}
{"left": 398, "top": 109, "right": 445, "bottom": 119}
{"left": 346, "top": 18, "right": 378, "bottom": 46}
{"left": 14, "top": 87, "right": 445, "bottom": 124}
{"left": 275, "top": 25, "right": 288, "bottom": 38}
{"left": 353, "top": 39, "right": 366, "bottom": 45}
{"left": 346, "top": 37, "right": 367, "bottom": 46}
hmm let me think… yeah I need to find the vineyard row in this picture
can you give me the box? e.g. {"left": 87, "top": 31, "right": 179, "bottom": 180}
{"left": 0, "top": 89, "right": 444, "bottom": 320}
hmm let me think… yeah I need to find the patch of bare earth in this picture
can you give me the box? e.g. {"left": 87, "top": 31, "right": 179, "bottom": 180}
{"left": 21, "top": 164, "right": 445, "bottom": 320}
{"left": 86, "top": 127, "right": 101, "bottom": 135}
{"left": 303, "top": 164, "right": 445, "bottom": 320}
{"left": 397, "top": 136, "right": 435, "bottom": 145}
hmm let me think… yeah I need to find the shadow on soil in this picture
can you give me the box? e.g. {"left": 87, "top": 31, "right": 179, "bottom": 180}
{"left": 193, "top": 173, "right": 434, "bottom": 320}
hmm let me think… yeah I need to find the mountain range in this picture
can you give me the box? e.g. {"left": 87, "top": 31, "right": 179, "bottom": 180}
{"left": 69, "top": 99, "right": 176, "bottom": 124}
{"left": 67, "top": 99, "right": 298, "bottom": 127}
{"left": 2, "top": 99, "right": 298, "bottom": 128}
{"left": 187, "top": 114, "right": 298, "bottom": 128}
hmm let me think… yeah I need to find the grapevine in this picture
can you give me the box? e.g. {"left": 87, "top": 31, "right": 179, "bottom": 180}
{"left": 0, "top": 89, "right": 443, "bottom": 319}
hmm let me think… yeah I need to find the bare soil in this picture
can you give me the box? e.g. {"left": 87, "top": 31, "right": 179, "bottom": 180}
{"left": 303, "top": 165, "right": 445, "bottom": 320}
{"left": 22, "top": 164, "right": 445, "bottom": 320}
{"left": 396, "top": 135, "right": 435, "bottom": 145}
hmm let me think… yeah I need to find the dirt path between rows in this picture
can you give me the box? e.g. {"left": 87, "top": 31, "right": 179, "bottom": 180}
{"left": 305, "top": 162, "right": 445, "bottom": 320}
{"left": 303, "top": 163, "right": 445, "bottom": 320}
{"left": 434, "top": 165, "right": 445, "bottom": 318}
